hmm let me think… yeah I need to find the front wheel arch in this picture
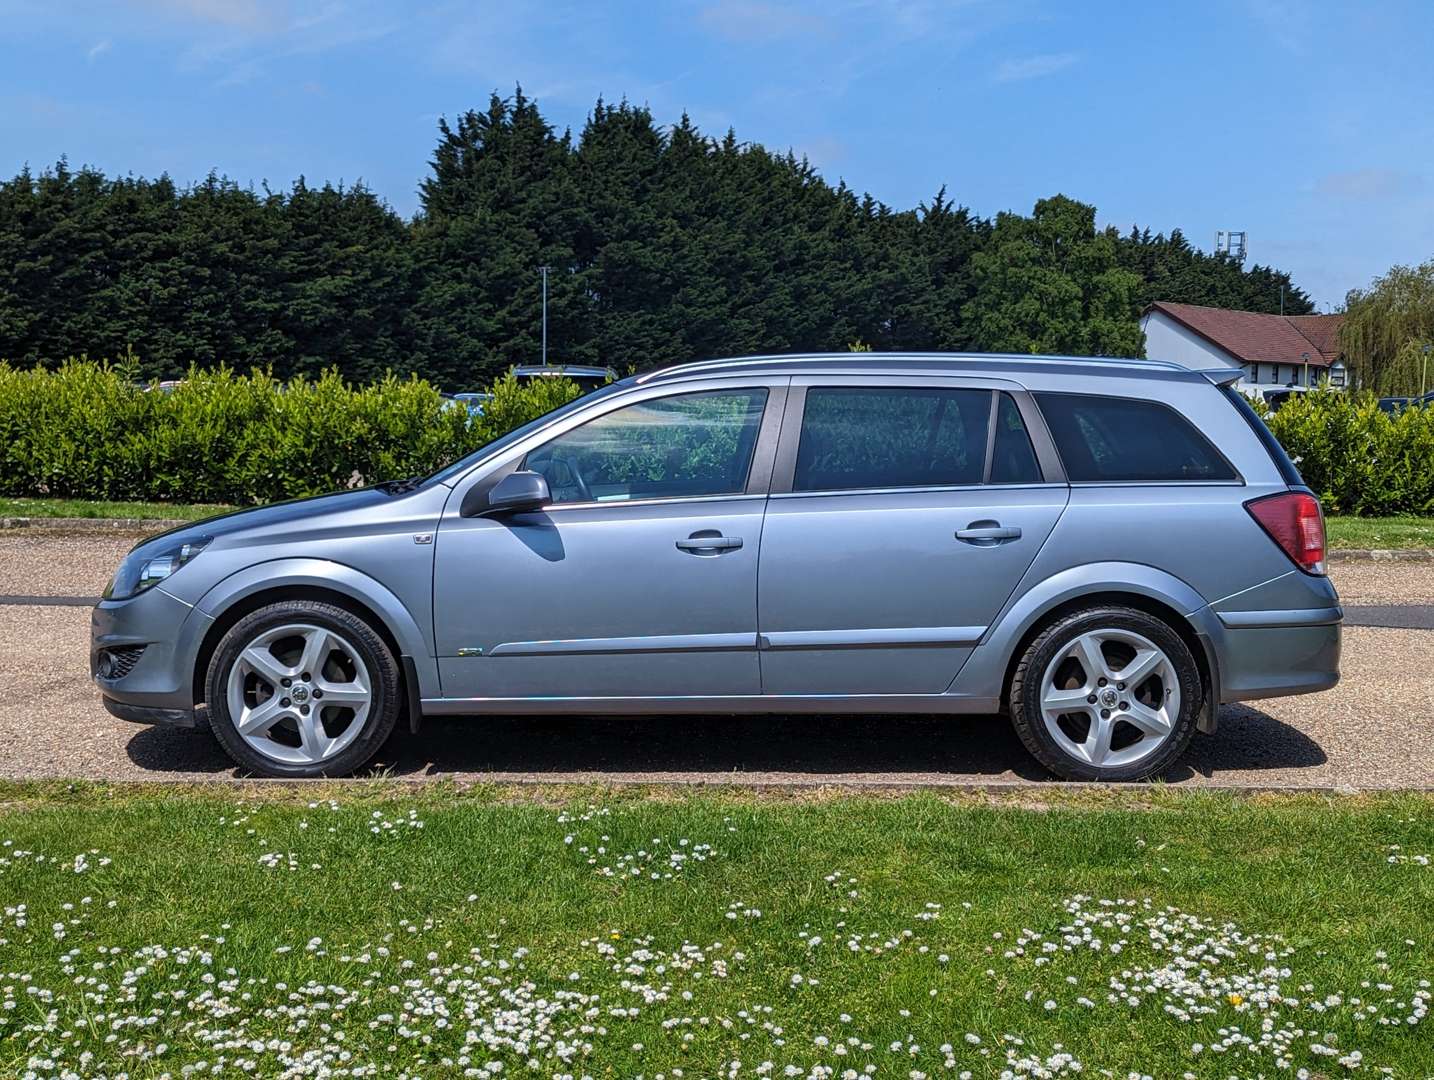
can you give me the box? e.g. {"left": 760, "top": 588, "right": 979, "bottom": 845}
{"left": 192, "top": 585, "right": 406, "bottom": 710}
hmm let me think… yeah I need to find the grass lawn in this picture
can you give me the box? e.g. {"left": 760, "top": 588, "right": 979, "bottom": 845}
{"left": 0, "top": 496, "right": 230, "bottom": 521}
{"left": 1326, "top": 514, "right": 1434, "bottom": 550}
{"left": 0, "top": 785, "right": 1429, "bottom": 1078}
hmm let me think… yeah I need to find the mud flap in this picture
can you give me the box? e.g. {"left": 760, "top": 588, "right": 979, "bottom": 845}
{"left": 400, "top": 655, "right": 423, "bottom": 735}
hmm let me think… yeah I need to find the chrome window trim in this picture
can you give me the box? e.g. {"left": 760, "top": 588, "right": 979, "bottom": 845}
{"left": 525, "top": 492, "right": 769, "bottom": 514}
{"left": 1066, "top": 480, "right": 1248, "bottom": 489}
{"left": 769, "top": 482, "right": 1068, "bottom": 501}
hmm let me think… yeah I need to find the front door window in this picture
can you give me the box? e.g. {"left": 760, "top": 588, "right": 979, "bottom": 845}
{"left": 525, "top": 389, "right": 769, "bottom": 504}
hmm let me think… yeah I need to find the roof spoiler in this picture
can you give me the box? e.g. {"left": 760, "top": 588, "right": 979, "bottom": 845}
{"left": 1198, "top": 368, "right": 1244, "bottom": 387}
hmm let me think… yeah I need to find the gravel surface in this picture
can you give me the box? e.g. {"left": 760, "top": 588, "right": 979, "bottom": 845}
{"left": 3, "top": 611, "right": 1430, "bottom": 788}
{"left": 3, "top": 534, "right": 1432, "bottom": 786}
{"left": 0, "top": 533, "right": 140, "bottom": 597}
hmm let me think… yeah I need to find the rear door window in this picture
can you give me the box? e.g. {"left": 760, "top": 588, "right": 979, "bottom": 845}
{"left": 793, "top": 387, "right": 992, "bottom": 492}
{"left": 1034, "top": 392, "right": 1237, "bottom": 483}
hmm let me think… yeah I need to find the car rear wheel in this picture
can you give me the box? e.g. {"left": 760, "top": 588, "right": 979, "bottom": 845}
{"left": 1008, "top": 605, "right": 1201, "bottom": 781}
{"left": 205, "top": 601, "right": 401, "bottom": 778}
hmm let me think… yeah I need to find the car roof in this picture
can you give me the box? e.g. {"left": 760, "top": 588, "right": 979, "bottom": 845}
{"left": 634, "top": 352, "right": 1223, "bottom": 387}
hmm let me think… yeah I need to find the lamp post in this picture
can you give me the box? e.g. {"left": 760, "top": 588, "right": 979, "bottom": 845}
{"left": 1423, "top": 344, "right": 1431, "bottom": 399}
{"left": 538, "top": 265, "right": 551, "bottom": 368}
{"left": 1301, "top": 351, "right": 1310, "bottom": 389}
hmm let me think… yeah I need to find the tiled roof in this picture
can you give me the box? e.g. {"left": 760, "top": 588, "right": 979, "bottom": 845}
{"left": 1145, "top": 302, "right": 1343, "bottom": 368}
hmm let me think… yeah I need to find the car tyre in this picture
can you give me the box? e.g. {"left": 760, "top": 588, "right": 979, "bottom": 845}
{"left": 1008, "top": 605, "right": 1202, "bottom": 782}
{"left": 205, "top": 600, "right": 401, "bottom": 778}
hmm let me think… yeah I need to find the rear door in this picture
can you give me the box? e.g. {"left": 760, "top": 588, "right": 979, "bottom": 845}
{"left": 756, "top": 376, "right": 1069, "bottom": 696}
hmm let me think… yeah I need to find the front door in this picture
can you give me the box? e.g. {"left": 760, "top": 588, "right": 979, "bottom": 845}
{"left": 757, "top": 379, "right": 1069, "bottom": 696}
{"left": 433, "top": 384, "right": 780, "bottom": 701}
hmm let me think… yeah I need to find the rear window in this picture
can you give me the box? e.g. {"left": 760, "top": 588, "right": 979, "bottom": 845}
{"left": 1034, "top": 392, "right": 1237, "bottom": 483}
{"left": 1220, "top": 385, "right": 1305, "bottom": 487}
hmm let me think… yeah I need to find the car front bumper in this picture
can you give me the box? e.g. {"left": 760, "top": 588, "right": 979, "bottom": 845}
{"left": 101, "top": 697, "right": 203, "bottom": 728}
{"left": 91, "top": 585, "right": 214, "bottom": 723}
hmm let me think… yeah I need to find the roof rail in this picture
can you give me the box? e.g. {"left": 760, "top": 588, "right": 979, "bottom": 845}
{"left": 636, "top": 351, "right": 1191, "bottom": 384}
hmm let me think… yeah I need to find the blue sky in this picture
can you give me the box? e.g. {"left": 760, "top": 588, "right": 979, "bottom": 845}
{"left": 2, "top": 0, "right": 1431, "bottom": 308}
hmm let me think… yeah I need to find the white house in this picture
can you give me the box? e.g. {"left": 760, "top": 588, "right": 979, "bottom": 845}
{"left": 1140, "top": 301, "right": 1346, "bottom": 390}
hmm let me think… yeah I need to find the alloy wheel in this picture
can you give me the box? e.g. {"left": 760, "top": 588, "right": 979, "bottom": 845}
{"left": 1038, "top": 628, "right": 1180, "bottom": 770}
{"left": 225, "top": 623, "right": 373, "bottom": 766}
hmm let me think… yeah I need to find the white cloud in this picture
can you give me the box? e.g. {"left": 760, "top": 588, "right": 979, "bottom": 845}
{"left": 132, "top": 0, "right": 288, "bottom": 31}
{"left": 993, "top": 51, "right": 1079, "bottom": 83}
{"left": 1315, "top": 168, "right": 1420, "bottom": 201}
{"left": 87, "top": 39, "right": 112, "bottom": 62}
{"left": 698, "top": 1, "right": 830, "bottom": 43}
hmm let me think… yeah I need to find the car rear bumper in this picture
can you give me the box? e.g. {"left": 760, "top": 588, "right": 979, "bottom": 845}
{"left": 1215, "top": 614, "right": 1342, "bottom": 703}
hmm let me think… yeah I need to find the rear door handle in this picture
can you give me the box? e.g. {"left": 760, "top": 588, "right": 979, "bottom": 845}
{"left": 955, "top": 523, "right": 1022, "bottom": 544}
{"left": 676, "top": 533, "right": 743, "bottom": 554}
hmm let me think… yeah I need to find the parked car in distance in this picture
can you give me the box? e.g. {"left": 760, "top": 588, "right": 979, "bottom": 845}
{"left": 445, "top": 391, "right": 493, "bottom": 418}
{"left": 1258, "top": 386, "right": 1308, "bottom": 411}
{"left": 1237, "top": 384, "right": 1308, "bottom": 411}
{"left": 93, "top": 353, "right": 1341, "bottom": 781}
{"left": 512, "top": 363, "right": 617, "bottom": 391}
{"left": 1378, "top": 390, "right": 1434, "bottom": 413}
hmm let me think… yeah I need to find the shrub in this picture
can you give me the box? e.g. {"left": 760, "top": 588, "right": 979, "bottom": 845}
{"left": 11, "top": 359, "right": 1434, "bottom": 518}
{"left": 1265, "top": 386, "right": 1434, "bottom": 515}
{"left": 0, "top": 359, "right": 584, "bottom": 505}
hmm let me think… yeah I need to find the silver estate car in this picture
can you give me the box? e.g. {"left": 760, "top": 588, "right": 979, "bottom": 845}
{"left": 92, "top": 353, "right": 1342, "bottom": 781}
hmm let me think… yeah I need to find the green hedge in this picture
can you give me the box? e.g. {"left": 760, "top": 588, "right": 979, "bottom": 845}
{"left": 1265, "top": 387, "right": 1434, "bottom": 515}
{"left": 4, "top": 361, "right": 1429, "bottom": 517}
{"left": 0, "top": 360, "right": 583, "bottom": 505}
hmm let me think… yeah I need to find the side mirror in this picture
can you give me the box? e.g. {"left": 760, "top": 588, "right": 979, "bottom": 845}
{"left": 486, "top": 470, "right": 551, "bottom": 514}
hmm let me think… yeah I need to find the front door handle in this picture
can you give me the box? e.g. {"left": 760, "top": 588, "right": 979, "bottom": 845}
{"left": 955, "top": 522, "right": 1022, "bottom": 544}
{"left": 676, "top": 532, "right": 743, "bottom": 555}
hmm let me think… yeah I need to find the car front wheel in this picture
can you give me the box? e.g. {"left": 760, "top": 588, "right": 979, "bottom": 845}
{"left": 1008, "top": 605, "right": 1202, "bottom": 782}
{"left": 205, "top": 600, "right": 401, "bottom": 778}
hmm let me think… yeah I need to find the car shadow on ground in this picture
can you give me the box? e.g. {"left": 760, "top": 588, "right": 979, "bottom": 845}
{"left": 124, "top": 704, "right": 1327, "bottom": 782}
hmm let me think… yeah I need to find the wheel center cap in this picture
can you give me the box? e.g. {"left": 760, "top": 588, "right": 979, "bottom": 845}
{"left": 290, "top": 684, "right": 310, "bottom": 704}
{"left": 1099, "top": 687, "right": 1119, "bottom": 708}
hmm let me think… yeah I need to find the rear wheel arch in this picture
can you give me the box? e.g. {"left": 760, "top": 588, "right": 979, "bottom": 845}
{"left": 1007, "top": 601, "right": 1205, "bottom": 780}
{"left": 998, "top": 590, "right": 1216, "bottom": 726}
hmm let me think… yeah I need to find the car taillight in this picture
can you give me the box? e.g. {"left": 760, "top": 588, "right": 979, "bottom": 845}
{"left": 1245, "top": 491, "right": 1326, "bottom": 574}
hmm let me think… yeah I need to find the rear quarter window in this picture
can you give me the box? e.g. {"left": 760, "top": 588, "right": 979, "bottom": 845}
{"left": 1034, "top": 392, "right": 1238, "bottom": 483}
{"left": 1220, "top": 385, "right": 1305, "bottom": 487}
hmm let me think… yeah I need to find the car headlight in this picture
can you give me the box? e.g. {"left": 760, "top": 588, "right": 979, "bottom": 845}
{"left": 104, "top": 536, "right": 212, "bottom": 600}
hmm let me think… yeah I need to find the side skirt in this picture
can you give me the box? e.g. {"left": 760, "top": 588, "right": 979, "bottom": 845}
{"left": 418, "top": 693, "right": 1002, "bottom": 717}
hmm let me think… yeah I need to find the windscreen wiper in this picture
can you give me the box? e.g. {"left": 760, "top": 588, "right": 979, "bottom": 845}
{"left": 376, "top": 475, "right": 424, "bottom": 495}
